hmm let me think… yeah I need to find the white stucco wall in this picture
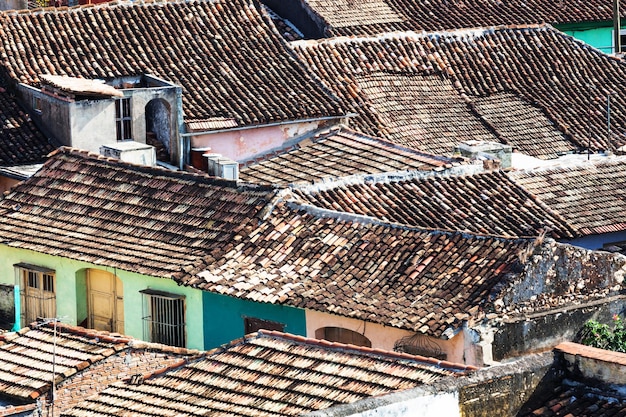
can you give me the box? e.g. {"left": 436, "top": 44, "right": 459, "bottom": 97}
{"left": 347, "top": 393, "right": 460, "bottom": 417}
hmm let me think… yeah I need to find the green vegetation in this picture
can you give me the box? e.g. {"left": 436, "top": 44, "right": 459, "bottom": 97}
{"left": 580, "top": 314, "right": 626, "bottom": 353}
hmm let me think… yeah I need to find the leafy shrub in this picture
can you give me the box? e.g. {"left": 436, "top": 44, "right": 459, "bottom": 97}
{"left": 580, "top": 314, "right": 626, "bottom": 353}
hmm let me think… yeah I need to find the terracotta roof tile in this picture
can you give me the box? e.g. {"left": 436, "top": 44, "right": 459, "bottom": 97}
{"left": 0, "top": 147, "right": 276, "bottom": 277}
{"left": 0, "top": 0, "right": 344, "bottom": 127}
{"left": 508, "top": 158, "right": 626, "bottom": 236}
{"left": 63, "top": 330, "right": 474, "bottom": 416}
{"left": 294, "top": 0, "right": 621, "bottom": 36}
{"left": 291, "top": 26, "right": 626, "bottom": 158}
{"left": 239, "top": 126, "right": 457, "bottom": 185}
{"left": 183, "top": 204, "right": 531, "bottom": 337}
{"left": 519, "top": 381, "right": 626, "bottom": 417}
{"left": 0, "top": 88, "right": 55, "bottom": 166}
{"left": 0, "top": 322, "right": 131, "bottom": 401}
{"left": 292, "top": 170, "right": 576, "bottom": 238}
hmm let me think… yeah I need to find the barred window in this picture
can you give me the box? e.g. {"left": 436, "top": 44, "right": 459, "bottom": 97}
{"left": 140, "top": 289, "right": 185, "bottom": 347}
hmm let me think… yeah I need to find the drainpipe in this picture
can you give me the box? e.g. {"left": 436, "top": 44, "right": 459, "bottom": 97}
{"left": 175, "top": 86, "right": 186, "bottom": 170}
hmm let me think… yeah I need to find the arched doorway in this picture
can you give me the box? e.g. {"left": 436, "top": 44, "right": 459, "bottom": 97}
{"left": 87, "top": 269, "right": 124, "bottom": 333}
{"left": 315, "top": 326, "right": 372, "bottom": 347}
{"left": 145, "top": 99, "right": 171, "bottom": 163}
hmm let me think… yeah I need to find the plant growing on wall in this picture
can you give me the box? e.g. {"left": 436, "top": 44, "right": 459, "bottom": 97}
{"left": 580, "top": 314, "right": 626, "bottom": 353}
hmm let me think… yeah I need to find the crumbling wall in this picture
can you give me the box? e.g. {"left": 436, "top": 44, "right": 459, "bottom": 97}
{"left": 494, "top": 239, "right": 626, "bottom": 316}
{"left": 45, "top": 342, "right": 202, "bottom": 416}
{"left": 488, "top": 240, "right": 626, "bottom": 361}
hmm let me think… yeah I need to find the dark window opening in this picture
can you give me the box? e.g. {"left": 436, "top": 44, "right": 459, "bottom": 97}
{"left": 244, "top": 317, "right": 285, "bottom": 334}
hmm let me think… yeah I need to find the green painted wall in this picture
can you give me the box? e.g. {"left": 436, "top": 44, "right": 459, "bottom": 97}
{"left": 0, "top": 245, "right": 205, "bottom": 350}
{"left": 557, "top": 23, "right": 620, "bottom": 54}
{"left": 202, "top": 291, "right": 306, "bottom": 349}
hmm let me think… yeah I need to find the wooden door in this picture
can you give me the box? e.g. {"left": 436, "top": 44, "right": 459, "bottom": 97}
{"left": 87, "top": 270, "right": 124, "bottom": 333}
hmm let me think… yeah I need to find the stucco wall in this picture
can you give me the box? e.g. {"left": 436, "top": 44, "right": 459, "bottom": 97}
{"left": 189, "top": 120, "right": 330, "bottom": 163}
{"left": 0, "top": 245, "right": 205, "bottom": 350}
{"left": 202, "top": 291, "right": 307, "bottom": 349}
{"left": 491, "top": 297, "right": 624, "bottom": 361}
{"left": 488, "top": 241, "right": 626, "bottom": 361}
{"left": 305, "top": 310, "right": 469, "bottom": 364}
{"left": 559, "top": 25, "right": 615, "bottom": 54}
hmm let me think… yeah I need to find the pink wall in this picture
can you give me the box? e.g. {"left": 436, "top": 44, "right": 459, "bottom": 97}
{"left": 305, "top": 310, "right": 471, "bottom": 365}
{"left": 189, "top": 121, "right": 324, "bottom": 163}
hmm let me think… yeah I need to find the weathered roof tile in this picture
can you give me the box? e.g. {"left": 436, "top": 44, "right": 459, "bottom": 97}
{"left": 0, "top": 0, "right": 344, "bottom": 127}
{"left": 0, "top": 147, "right": 276, "bottom": 277}
{"left": 63, "top": 330, "right": 475, "bottom": 416}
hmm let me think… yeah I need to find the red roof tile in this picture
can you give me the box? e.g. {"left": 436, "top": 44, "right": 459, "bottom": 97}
{"left": 181, "top": 204, "right": 531, "bottom": 337}
{"left": 239, "top": 126, "right": 458, "bottom": 185}
{"left": 293, "top": 0, "right": 621, "bottom": 36}
{"left": 0, "top": 147, "right": 276, "bottom": 277}
{"left": 63, "top": 330, "right": 474, "bottom": 416}
{"left": 0, "top": 88, "right": 55, "bottom": 166}
{"left": 0, "top": 322, "right": 131, "bottom": 401}
{"left": 0, "top": 0, "right": 344, "bottom": 127}
{"left": 291, "top": 26, "right": 626, "bottom": 158}
{"left": 292, "top": 170, "right": 576, "bottom": 238}
{"left": 508, "top": 158, "right": 626, "bottom": 236}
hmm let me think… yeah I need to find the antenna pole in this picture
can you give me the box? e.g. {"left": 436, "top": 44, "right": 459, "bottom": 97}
{"left": 615, "top": 0, "right": 621, "bottom": 53}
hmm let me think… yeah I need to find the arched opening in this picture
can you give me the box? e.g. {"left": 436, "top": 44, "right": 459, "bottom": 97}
{"left": 315, "top": 326, "right": 372, "bottom": 348}
{"left": 86, "top": 269, "right": 124, "bottom": 333}
{"left": 145, "top": 99, "right": 171, "bottom": 163}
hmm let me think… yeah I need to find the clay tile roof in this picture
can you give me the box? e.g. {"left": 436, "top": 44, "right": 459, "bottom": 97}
{"left": 508, "top": 158, "right": 626, "bottom": 236}
{"left": 0, "top": 0, "right": 345, "bottom": 128}
{"left": 63, "top": 330, "right": 474, "bottom": 417}
{"left": 518, "top": 383, "right": 626, "bottom": 417}
{"left": 0, "top": 88, "right": 55, "bottom": 166}
{"left": 0, "top": 321, "right": 132, "bottom": 401}
{"left": 238, "top": 126, "right": 457, "bottom": 185}
{"left": 519, "top": 343, "right": 626, "bottom": 417}
{"left": 290, "top": 26, "right": 626, "bottom": 158}
{"left": 183, "top": 204, "right": 531, "bottom": 337}
{"left": 292, "top": 170, "right": 576, "bottom": 239}
{"left": 0, "top": 147, "right": 276, "bottom": 278}
{"left": 297, "top": 0, "right": 621, "bottom": 36}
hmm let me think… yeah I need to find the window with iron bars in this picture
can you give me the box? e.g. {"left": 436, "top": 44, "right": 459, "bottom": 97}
{"left": 115, "top": 97, "right": 132, "bottom": 141}
{"left": 140, "top": 289, "right": 186, "bottom": 347}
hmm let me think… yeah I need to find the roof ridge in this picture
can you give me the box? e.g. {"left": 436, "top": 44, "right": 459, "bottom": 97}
{"left": 291, "top": 24, "right": 553, "bottom": 48}
{"left": 284, "top": 199, "right": 539, "bottom": 242}
{"left": 256, "top": 330, "right": 478, "bottom": 372}
{"left": 32, "top": 321, "right": 133, "bottom": 345}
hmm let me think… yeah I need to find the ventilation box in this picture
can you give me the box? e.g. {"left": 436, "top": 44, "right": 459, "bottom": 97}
{"left": 100, "top": 141, "right": 157, "bottom": 167}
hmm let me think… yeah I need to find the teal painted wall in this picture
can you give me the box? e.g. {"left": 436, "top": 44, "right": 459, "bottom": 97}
{"left": 202, "top": 291, "right": 306, "bottom": 349}
{"left": 557, "top": 23, "right": 620, "bottom": 54}
{"left": 0, "top": 245, "right": 205, "bottom": 350}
